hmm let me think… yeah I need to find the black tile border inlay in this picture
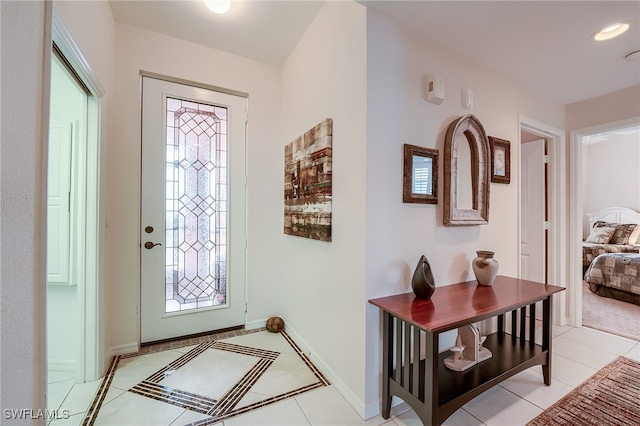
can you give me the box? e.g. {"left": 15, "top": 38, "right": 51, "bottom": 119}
{"left": 82, "top": 355, "right": 120, "bottom": 426}
{"left": 82, "top": 327, "right": 330, "bottom": 425}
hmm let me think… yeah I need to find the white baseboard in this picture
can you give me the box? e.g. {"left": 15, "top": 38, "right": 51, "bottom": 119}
{"left": 48, "top": 359, "right": 77, "bottom": 372}
{"left": 283, "top": 321, "right": 368, "bottom": 420}
{"left": 364, "top": 398, "right": 395, "bottom": 420}
{"left": 107, "top": 342, "right": 139, "bottom": 359}
{"left": 245, "top": 318, "right": 267, "bottom": 330}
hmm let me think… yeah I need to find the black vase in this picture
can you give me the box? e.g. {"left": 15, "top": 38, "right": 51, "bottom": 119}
{"left": 411, "top": 255, "right": 436, "bottom": 299}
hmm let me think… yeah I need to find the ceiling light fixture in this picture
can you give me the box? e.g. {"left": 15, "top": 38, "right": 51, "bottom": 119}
{"left": 592, "top": 22, "right": 630, "bottom": 41}
{"left": 204, "top": 0, "right": 231, "bottom": 14}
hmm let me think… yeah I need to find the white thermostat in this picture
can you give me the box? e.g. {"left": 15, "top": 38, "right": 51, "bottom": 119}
{"left": 462, "top": 89, "right": 474, "bottom": 109}
{"left": 426, "top": 74, "right": 445, "bottom": 105}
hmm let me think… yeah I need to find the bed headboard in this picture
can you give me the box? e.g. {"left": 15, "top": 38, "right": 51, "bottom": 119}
{"left": 587, "top": 206, "right": 640, "bottom": 231}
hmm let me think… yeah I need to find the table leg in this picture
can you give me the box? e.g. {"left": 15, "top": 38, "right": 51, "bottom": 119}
{"left": 382, "top": 312, "right": 392, "bottom": 418}
{"left": 421, "top": 330, "right": 438, "bottom": 426}
{"left": 542, "top": 296, "right": 553, "bottom": 385}
{"left": 529, "top": 303, "right": 536, "bottom": 349}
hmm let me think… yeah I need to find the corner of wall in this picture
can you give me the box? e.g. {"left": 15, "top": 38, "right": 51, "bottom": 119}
{"left": 283, "top": 321, "right": 368, "bottom": 419}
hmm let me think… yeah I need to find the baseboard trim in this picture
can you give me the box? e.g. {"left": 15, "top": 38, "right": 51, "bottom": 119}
{"left": 48, "top": 359, "right": 77, "bottom": 372}
{"left": 103, "top": 342, "right": 139, "bottom": 375}
{"left": 245, "top": 318, "right": 267, "bottom": 330}
{"left": 283, "top": 321, "right": 367, "bottom": 419}
{"left": 107, "top": 342, "right": 139, "bottom": 359}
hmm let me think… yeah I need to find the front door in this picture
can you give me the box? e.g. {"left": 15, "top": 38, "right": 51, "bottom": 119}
{"left": 141, "top": 76, "right": 247, "bottom": 343}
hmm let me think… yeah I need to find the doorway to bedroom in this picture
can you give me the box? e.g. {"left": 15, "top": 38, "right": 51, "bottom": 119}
{"left": 575, "top": 120, "right": 640, "bottom": 340}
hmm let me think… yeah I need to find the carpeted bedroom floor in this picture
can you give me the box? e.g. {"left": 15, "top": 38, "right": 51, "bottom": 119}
{"left": 582, "top": 281, "right": 640, "bottom": 342}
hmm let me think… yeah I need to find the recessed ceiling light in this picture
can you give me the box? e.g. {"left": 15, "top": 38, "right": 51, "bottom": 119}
{"left": 592, "top": 22, "right": 630, "bottom": 41}
{"left": 204, "top": 0, "right": 231, "bottom": 14}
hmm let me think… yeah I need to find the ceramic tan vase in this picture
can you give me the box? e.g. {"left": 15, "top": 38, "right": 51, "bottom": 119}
{"left": 472, "top": 250, "right": 499, "bottom": 286}
{"left": 411, "top": 255, "right": 436, "bottom": 299}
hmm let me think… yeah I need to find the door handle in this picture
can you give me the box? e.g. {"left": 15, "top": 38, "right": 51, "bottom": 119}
{"left": 144, "top": 241, "right": 162, "bottom": 249}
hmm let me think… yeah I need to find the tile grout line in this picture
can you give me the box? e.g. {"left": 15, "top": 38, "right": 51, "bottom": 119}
{"left": 293, "top": 393, "right": 313, "bottom": 426}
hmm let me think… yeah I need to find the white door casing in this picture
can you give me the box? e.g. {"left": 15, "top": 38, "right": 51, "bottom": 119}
{"left": 519, "top": 115, "right": 566, "bottom": 326}
{"left": 141, "top": 76, "right": 247, "bottom": 343}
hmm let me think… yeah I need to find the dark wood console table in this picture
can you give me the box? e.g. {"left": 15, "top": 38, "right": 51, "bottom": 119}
{"left": 369, "top": 275, "right": 565, "bottom": 426}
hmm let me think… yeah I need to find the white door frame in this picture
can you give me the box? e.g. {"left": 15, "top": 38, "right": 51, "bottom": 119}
{"left": 519, "top": 115, "right": 567, "bottom": 325}
{"left": 51, "top": 8, "right": 105, "bottom": 382}
{"left": 568, "top": 116, "right": 640, "bottom": 327}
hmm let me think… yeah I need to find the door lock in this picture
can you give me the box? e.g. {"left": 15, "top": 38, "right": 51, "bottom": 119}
{"left": 144, "top": 241, "right": 162, "bottom": 249}
{"left": 145, "top": 226, "right": 154, "bottom": 233}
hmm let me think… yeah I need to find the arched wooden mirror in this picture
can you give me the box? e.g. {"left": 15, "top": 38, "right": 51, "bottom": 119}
{"left": 443, "top": 115, "right": 490, "bottom": 225}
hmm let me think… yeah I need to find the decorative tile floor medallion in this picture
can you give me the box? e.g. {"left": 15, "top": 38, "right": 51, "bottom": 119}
{"left": 82, "top": 328, "right": 329, "bottom": 426}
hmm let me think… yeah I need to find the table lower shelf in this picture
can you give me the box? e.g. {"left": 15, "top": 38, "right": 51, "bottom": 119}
{"left": 390, "top": 332, "right": 548, "bottom": 423}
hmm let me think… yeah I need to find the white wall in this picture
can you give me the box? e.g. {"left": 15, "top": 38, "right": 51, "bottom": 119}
{"left": 583, "top": 133, "right": 640, "bottom": 213}
{"left": 108, "top": 23, "right": 282, "bottom": 351}
{"left": 581, "top": 133, "right": 640, "bottom": 236}
{"left": 279, "top": 0, "right": 368, "bottom": 414}
{"left": 47, "top": 287, "right": 79, "bottom": 370}
{"left": 363, "top": 9, "right": 564, "bottom": 417}
{"left": 0, "top": 0, "right": 49, "bottom": 418}
{"left": 566, "top": 85, "right": 640, "bottom": 131}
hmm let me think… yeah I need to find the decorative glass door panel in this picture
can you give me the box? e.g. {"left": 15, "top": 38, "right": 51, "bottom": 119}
{"left": 165, "top": 99, "right": 227, "bottom": 313}
{"left": 141, "top": 76, "right": 246, "bottom": 343}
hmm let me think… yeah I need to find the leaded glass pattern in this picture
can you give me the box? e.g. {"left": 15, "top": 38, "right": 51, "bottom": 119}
{"left": 165, "top": 97, "right": 227, "bottom": 313}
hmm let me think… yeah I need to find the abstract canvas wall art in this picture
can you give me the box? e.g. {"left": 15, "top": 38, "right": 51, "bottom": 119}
{"left": 284, "top": 118, "right": 332, "bottom": 242}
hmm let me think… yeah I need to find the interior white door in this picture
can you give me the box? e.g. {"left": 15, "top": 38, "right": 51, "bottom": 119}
{"left": 141, "top": 76, "right": 247, "bottom": 343}
{"left": 520, "top": 139, "right": 546, "bottom": 283}
{"left": 47, "top": 120, "right": 73, "bottom": 285}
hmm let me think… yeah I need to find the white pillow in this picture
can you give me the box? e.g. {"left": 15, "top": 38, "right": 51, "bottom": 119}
{"left": 628, "top": 224, "right": 640, "bottom": 245}
{"left": 585, "top": 226, "right": 616, "bottom": 244}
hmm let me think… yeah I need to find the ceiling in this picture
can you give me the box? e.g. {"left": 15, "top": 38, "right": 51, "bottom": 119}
{"left": 109, "top": 1, "right": 640, "bottom": 105}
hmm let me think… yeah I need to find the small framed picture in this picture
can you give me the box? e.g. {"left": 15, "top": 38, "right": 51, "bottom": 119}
{"left": 489, "top": 136, "right": 510, "bottom": 184}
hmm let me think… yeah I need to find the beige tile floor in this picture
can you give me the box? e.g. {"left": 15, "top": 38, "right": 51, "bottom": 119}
{"left": 47, "top": 325, "right": 640, "bottom": 426}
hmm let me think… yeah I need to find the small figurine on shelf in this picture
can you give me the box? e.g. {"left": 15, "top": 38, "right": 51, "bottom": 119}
{"left": 450, "top": 334, "right": 466, "bottom": 363}
{"left": 444, "top": 324, "right": 493, "bottom": 372}
{"left": 476, "top": 329, "right": 491, "bottom": 363}
{"left": 478, "top": 334, "right": 487, "bottom": 352}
